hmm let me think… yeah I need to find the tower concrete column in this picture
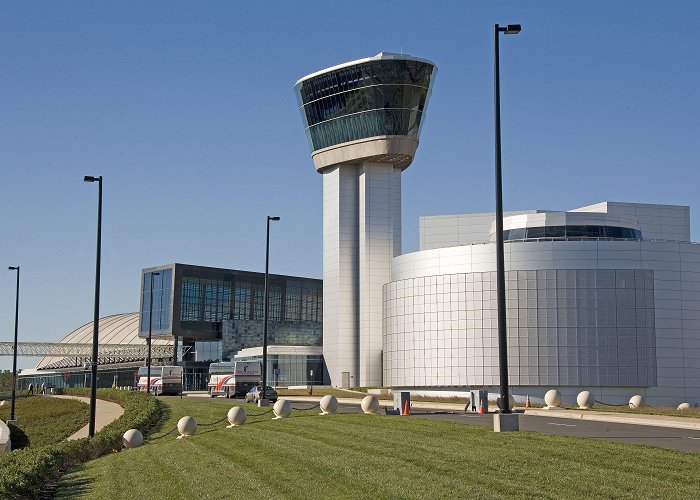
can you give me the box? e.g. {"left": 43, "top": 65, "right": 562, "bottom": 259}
{"left": 358, "top": 162, "right": 401, "bottom": 386}
{"left": 322, "top": 165, "right": 359, "bottom": 387}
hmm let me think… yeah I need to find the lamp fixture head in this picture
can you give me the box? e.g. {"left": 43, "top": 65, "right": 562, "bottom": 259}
{"left": 504, "top": 24, "right": 521, "bottom": 34}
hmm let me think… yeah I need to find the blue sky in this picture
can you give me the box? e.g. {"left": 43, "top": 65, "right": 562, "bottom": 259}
{"left": 2, "top": 1, "right": 699, "bottom": 370}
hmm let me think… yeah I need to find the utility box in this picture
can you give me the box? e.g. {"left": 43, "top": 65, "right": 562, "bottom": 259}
{"left": 394, "top": 391, "right": 411, "bottom": 414}
{"left": 469, "top": 390, "right": 489, "bottom": 413}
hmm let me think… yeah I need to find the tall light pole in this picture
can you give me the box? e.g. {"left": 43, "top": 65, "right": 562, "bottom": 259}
{"left": 84, "top": 175, "right": 102, "bottom": 437}
{"left": 8, "top": 266, "right": 19, "bottom": 422}
{"left": 494, "top": 24, "right": 520, "bottom": 416}
{"left": 261, "top": 215, "right": 280, "bottom": 404}
{"left": 146, "top": 271, "right": 160, "bottom": 394}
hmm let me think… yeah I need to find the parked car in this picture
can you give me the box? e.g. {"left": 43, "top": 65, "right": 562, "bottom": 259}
{"left": 245, "top": 385, "right": 278, "bottom": 403}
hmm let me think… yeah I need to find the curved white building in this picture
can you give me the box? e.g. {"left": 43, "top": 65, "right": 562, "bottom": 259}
{"left": 384, "top": 202, "right": 700, "bottom": 406}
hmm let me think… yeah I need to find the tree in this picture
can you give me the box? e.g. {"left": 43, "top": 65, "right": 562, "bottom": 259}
{"left": 0, "top": 370, "right": 12, "bottom": 391}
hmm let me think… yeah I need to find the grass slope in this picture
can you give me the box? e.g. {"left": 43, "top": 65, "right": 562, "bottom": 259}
{"left": 55, "top": 398, "right": 700, "bottom": 499}
{"left": 0, "top": 395, "right": 89, "bottom": 448}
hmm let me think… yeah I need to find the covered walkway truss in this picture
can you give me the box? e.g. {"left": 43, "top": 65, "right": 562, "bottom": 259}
{"left": 0, "top": 342, "right": 190, "bottom": 369}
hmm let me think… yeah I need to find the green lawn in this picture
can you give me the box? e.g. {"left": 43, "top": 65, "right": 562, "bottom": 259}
{"left": 0, "top": 395, "right": 89, "bottom": 448}
{"left": 54, "top": 398, "right": 699, "bottom": 499}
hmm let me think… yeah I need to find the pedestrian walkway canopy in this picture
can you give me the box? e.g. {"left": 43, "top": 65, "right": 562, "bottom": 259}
{"left": 0, "top": 312, "right": 187, "bottom": 370}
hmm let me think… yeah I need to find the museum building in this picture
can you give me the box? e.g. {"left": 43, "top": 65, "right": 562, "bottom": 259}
{"left": 296, "top": 53, "right": 699, "bottom": 406}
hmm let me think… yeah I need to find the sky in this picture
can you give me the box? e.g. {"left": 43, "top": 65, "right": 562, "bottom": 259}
{"left": 2, "top": 1, "right": 699, "bottom": 370}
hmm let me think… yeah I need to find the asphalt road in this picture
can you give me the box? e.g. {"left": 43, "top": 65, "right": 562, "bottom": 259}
{"left": 187, "top": 396, "right": 700, "bottom": 453}
{"left": 410, "top": 411, "right": 700, "bottom": 453}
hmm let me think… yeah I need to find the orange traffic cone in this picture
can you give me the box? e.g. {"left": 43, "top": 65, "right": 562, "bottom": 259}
{"left": 525, "top": 395, "right": 531, "bottom": 408}
{"left": 402, "top": 400, "right": 410, "bottom": 416}
{"left": 479, "top": 401, "right": 485, "bottom": 414}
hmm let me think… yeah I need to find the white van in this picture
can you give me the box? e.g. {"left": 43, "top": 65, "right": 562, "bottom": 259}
{"left": 137, "top": 365, "right": 183, "bottom": 395}
{"left": 208, "top": 361, "right": 261, "bottom": 398}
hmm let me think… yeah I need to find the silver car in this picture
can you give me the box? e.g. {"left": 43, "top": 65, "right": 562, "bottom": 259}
{"left": 245, "top": 385, "right": 278, "bottom": 403}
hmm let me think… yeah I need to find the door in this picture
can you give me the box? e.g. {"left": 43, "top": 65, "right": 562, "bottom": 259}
{"left": 342, "top": 372, "right": 350, "bottom": 389}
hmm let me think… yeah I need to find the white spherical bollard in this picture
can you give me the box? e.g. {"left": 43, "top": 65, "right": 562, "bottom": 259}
{"left": 361, "top": 395, "right": 379, "bottom": 414}
{"left": 319, "top": 395, "right": 338, "bottom": 415}
{"left": 496, "top": 394, "right": 516, "bottom": 411}
{"left": 544, "top": 389, "right": 562, "bottom": 409}
{"left": 629, "top": 395, "right": 644, "bottom": 409}
{"left": 273, "top": 399, "right": 292, "bottom": 419}
{"left": 177, "top": 416, "right": 197, "bottom": 439}
{"left": 122, "top": 429, "right": 144, "bottom": 449}
{"left": 227, "top": 406, "right": 247, "bottom": 427}
{"left": 677, "top": 402, "right": 690, "bottom": 411}
{"left": 577, "top": 391, "right": 594, "bottom": 409}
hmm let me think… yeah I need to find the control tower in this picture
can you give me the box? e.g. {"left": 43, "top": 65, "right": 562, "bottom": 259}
{"left": 295, "top": 53, "right": 437, "bottom": 387}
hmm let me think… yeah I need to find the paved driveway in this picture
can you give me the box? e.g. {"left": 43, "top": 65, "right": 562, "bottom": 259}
{"left": 411, "top": 411, "right": 700, "bottom": 453}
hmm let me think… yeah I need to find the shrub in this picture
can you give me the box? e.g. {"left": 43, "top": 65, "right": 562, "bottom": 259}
{"left": 0, "top": 389, "right": 163, "bottom": 500}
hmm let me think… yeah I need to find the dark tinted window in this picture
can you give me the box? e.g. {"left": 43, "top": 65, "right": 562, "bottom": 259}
{"left": 508, "top": 228, "right": 526, "bottom": 240}
{"left": 544, "top": 226, "right": 565, "bottom": 238}
{"left": 526, "top": 227, "right": 546, "bottom": 238}
{"left": 503, "top": 225, "right": 642, "bottom": 241}
{"left": 605, "top": 226, "right": 623, "bottom": 238}
{"left": 565, "top": 226, "right": 588, "bottom": 237}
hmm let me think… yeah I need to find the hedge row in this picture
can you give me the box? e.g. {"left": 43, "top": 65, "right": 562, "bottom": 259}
{"left": 0, "top": 389, "right": 163, "bottom": 500}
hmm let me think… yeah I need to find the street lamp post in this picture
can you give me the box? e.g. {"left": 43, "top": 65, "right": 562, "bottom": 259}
{"left": 494, "top": 24, "right": 520, "bottom": 416}
{"left": 146, "top": 271, "right": 160, "bottom": 395}
{"left": 84, "top": 175, "right": 102, "bottom": 437}
{"left": 8, "top": 266, "right": 19, "bottom": 422}
{"left": 261, "top": 216, "right": 280, "bottom": 404}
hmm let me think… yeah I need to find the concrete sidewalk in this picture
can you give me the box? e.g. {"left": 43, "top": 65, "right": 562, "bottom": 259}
{"left": 47, "top": 395, "right": 125, "bottom": 440}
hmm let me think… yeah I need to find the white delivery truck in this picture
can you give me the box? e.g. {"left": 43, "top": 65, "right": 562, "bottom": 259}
{"left": 137, "top": 365, "right": 183, "bottom": 396}
{"left": 208, "top": 361, "right": 262, "bottom": 398}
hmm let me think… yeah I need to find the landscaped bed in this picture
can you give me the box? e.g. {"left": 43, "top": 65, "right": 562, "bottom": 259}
{"left": 54, "top": 397, "right": 700, "bottom": 499}
{"left": 0, "top": 395, "right": 89, "bottom": 449}
{"left": 0, "top": 389, "right": 162, "bottom": 500}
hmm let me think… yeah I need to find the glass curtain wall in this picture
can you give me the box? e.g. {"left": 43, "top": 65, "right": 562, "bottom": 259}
{"left": 140, "top": 269, "right": 173, "bottom": 334}
{"left": 19, "top": 367, "right": 141, "bottom": 391}
{"left": 295, "top": 58, "right": 436, "bottom": 152}
{"left": 236, "top": 355, "right": 325, "bottom": 387}
{"left": 179, "top": 271, "right": 322, "bottom": 338}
